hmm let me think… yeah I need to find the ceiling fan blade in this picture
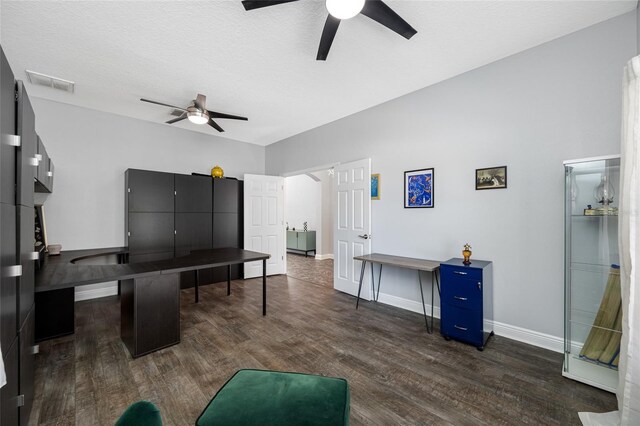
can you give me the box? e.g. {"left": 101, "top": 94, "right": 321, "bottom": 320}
{"left": 208, "top": 111, "right": 248, "bottom": 121}
{"left": 166, "top": 114, "right": 187, "bottom": 124}
{"left": 208, "top": 118, "right": 225, "bottom": 132}
{"left": 140, "top": 98, "right": 187, "bottom": 111}
{"left": 195, "top": 94, "right": 207, "bottom": 111}
{"left": 241, "top": 0, "right": 299, "bottom": 11}
{"left": 360, "top": 0, "right": 417, "bottom": 40}
{"left": 317, "top": 15, "right": 341, "bottom": 61}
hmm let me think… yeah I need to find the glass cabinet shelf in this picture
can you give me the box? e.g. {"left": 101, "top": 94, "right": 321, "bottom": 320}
{"left": 563, "top": 155, "right": 620, "bottom": 393}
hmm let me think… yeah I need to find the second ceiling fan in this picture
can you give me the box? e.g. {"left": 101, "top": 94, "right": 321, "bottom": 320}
{"left": 140, "top": 93, "right": 247, "bottom": 132}
{"left": 241, "top": 0, "right": 417, "bottom": 60}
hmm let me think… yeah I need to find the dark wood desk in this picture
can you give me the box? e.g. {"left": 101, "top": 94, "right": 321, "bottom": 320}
{"left": 353, "top": 253, "right": 441, "bottom": 333}
{"left": 35, "top": 247, "right": 270, "bottom": 357}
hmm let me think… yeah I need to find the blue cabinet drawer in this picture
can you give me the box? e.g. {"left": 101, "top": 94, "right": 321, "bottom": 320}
{"left": 441, "top": 304, "right": 483, "bottom": 347}
{"left": 440, "top": 264, "right": 483, "bottom": 282}
{"left": 440, "top": 276, "right": 482, "bottom": 311}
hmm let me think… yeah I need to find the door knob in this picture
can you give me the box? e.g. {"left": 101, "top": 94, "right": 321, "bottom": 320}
{"left": 358, "top": 234, "right": 371, "bottom": 239}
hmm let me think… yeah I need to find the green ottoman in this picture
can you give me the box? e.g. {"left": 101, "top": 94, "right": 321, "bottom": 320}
{"left": 196, "top": 369, "right": 350, "bottom": 426}
{"left": 116, "top": 401, "right": 163, "bottom": 426}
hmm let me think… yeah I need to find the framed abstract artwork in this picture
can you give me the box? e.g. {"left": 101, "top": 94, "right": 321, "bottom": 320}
{"left": 404, "top": 168, "right": 434, "bottom": 208}
{"left": 371, "top": 174, "right": 380, "bottom": 200}
{"left": 476, "top": 166, "right": 507, "bottom": 190}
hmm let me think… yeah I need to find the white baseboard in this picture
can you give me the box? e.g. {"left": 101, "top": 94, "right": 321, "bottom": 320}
{"left": 315, "top": 254, "right": 334, "bottom": 260}
{"left": 377, "top": 292, "right": 441, "bottom": 319}
{"left": 75, "top": 284, "right": 118, "bottom": 302}
{"left": 376, "top": 291, "right": 563, "bottom": 353}
{"left": 491, "top": 319, "right": 564, "bottom": 353}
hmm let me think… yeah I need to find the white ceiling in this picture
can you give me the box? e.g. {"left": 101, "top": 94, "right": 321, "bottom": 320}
{"left": 1, "top": 1, "right": 636, "bottom": 146}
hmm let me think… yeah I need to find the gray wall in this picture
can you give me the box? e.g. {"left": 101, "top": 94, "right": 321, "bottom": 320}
{"left": 33, "top": 99, "right": 265, "bottom": 299}
{"left": 266, "top": 12, "right": 636, "bottom": 345}
{"left": 637, "top": 4, "right": 640, "bottom": 52}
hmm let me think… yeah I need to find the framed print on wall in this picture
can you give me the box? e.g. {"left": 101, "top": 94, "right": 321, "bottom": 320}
{"left": 371, "top": 174, "right": 380, "bottom": 200}
{"left": 404, "top": 168, "right": 434, "bottom": 208}
{"left": 476, "top": 166, "right": 507, "bottom": 190}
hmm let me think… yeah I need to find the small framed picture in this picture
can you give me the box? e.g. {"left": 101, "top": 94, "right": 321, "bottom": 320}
{"left": 404, "top": 168, "right": 434, "bottom": 208}
{"left": 476, "top": 166, "right": 507, "bottom": 190}
{"left": 371, "top": 174, "right": 380, "bottom": 200}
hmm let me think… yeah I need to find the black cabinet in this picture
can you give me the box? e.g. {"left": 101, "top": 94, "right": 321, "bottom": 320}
{"left": 19, "top": 307, "right": 35, "bottom": 426}
{"left": 176, "top": 174, "right": 212, "bottom": 213}
{"left": 34, "top": 287, "right": 74, "bottom": 342}
{"left": 18, "top": 205, "right": 34, "bottom": 327}
{"left": 127, "top": 212, "right": 174, "bottom": 254}
{"left": 35, "top": 136, "right": 53, "bottom": 193}
{"left": 212, "top": 179, "right": 243, "bottom": 281}
{"left": 16, "top": 81, "right": 36, "bottom": 209}
{"left": 126, "top": 170, "right": 175, "bottom": 258}
{"left": 124, "top": 171, "right": 243, "bottom": 287}
{"left": 126, "top": 169, "right": 174, "bottom": 213}
{"left": 1, "top": 203, "right": 17, "bottom": 353}
{"left": 213, "top": 178, "right": 240, "bottom": 213}
{"left": 1, "top": 48, "right": 36, "bottom": 426}
{"left": 175, "top": 213, "right": 213, "bottom": 256}
{"left": 1, "top": 48, "right": 16, "bottom": 205}
{"left": 1, "top": 340, "right": 19, "bottom": 426}
{"left": 121, "top": 274, "right": 180, "bottom": 358}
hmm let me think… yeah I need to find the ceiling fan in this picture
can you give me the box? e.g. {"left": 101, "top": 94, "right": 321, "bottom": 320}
{"left": 241, "top": 0, "right": 417, "bottom": 60}
{"left": 140, "top": 94, "right": 248, "bottom": 132}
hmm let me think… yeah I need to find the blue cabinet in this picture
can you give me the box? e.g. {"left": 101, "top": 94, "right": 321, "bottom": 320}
{"left": 440, "top": 258, "right": 493, "bottom": 350}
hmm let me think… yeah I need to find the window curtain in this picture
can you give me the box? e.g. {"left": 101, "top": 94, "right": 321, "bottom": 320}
{"left": 581, "top": 55, "right": 640, "bottom": 426}
{"left": 617, "top": 54, "right": 640, "bottom": 426}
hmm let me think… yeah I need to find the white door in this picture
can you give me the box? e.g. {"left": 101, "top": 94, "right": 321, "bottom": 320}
{"left": 244, "top": 174, "right": 286, "bottom": 278}
{"left": 334, "top": 159, "right": 372, "bottom": 298}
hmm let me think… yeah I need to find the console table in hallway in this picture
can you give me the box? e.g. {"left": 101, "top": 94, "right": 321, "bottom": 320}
{"left": 353, "top": 253, "right": 441, "bottom": 333}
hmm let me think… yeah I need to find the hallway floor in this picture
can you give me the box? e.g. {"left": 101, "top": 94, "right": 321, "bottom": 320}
{"left": 286, "top": 252, "right": 333, "bottom": 287}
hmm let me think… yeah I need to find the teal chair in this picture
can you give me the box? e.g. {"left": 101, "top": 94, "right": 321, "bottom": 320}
{"left": 115, "top": 401, "right": 163, "bottom": 426}
{"left": 197, "top": 369, "right": 350, "bottom": 425}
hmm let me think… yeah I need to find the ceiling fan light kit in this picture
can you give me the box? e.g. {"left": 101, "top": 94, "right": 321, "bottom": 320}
{"left": 140, "top": 94, "right": 248, "bottom": 133}
{"left": 326, "top": 0, "right": 364, "bottom": 20}
{"left": 187, "top": 107, "right": 209, "bottom": 125}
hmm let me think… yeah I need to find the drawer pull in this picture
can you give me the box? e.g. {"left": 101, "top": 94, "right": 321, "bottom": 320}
{"left": 453, "top": 271, "right": 467, "bottom": 275}
{"left": 453, "top": 296, "right": 468, "bottom": 301}
{"left": 454, "top": 325, "right": 468, "bottom": 331}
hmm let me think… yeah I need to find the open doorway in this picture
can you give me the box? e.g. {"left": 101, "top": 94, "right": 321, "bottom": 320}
{"left": 284, "top": 168, "right": 335, "bottom": 286}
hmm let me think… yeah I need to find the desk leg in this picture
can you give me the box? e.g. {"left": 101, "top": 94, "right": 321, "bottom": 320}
{"left": 262, "top": 259, "right": 267, "bottom": 316}
{"left": 195, "top": 270, "right": 199, "bottom": 303}
{"left": 370, "top": 262, "right": 375, "bottom": 302}
{"left": 431, "top": 270, "right": 435, "bottom": 334}
{"left": 435, "top": 269, "right": 441, "bottom": 296}
{"left": 355, "top": 261, "right": 366, "bottom": 309}
{"left": 418, "top": 271, "right": 430, "bottom": 333}
{"left": 227, "top": 265, "right": 231, "bottom": 296}
{"left": 376, "top": 264, "right": 383, "bottom": 302}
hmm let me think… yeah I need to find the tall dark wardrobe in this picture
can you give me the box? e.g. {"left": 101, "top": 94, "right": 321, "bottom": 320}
{"left": 125, "top": 169, "right": 243, "bottom": 287}
{"left": 1, "top": 45, "right": 54, "bottom": 426}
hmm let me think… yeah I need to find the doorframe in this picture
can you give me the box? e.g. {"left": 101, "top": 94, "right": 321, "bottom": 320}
{"left": 281, "top": 163, "right": 338, "bottom": 275}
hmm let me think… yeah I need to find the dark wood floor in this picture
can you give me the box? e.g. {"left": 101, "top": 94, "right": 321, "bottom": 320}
{"left": 30, "top": 260, "right": 615, "bottom": 425}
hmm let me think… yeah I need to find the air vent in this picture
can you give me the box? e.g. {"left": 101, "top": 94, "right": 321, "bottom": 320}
{"left": 25, "top": 70, "right": 75, "bottom": 93}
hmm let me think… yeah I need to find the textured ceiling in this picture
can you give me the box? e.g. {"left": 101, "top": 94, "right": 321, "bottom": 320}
{"left": 1, "top": 1, "right": 636, "bottom": 146}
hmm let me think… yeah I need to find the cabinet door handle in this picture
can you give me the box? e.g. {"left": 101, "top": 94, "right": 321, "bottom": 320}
{"left": 454, "top": 325, "right": 468, "bottom": 331}
{"left": 453, "top": 271, "right": 467, "bottom": 275}
{"left": 453, "top": 296, "right": 467, "bottom": 301}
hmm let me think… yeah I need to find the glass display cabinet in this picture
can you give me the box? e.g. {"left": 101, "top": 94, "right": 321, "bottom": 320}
{"left": 563, "top": 155, "right": 620, "bottom": 392}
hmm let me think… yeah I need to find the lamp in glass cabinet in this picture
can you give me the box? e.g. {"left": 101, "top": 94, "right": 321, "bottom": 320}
{"left": 593, "top": 175, "right": 617, "bottom": 215}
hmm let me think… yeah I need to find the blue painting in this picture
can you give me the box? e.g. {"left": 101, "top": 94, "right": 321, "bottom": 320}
{"left": 371, "top": 174, "right": 380, "bottom": 200}
{"left": 404, "top": 168, "right": 434, "bottom": 208}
